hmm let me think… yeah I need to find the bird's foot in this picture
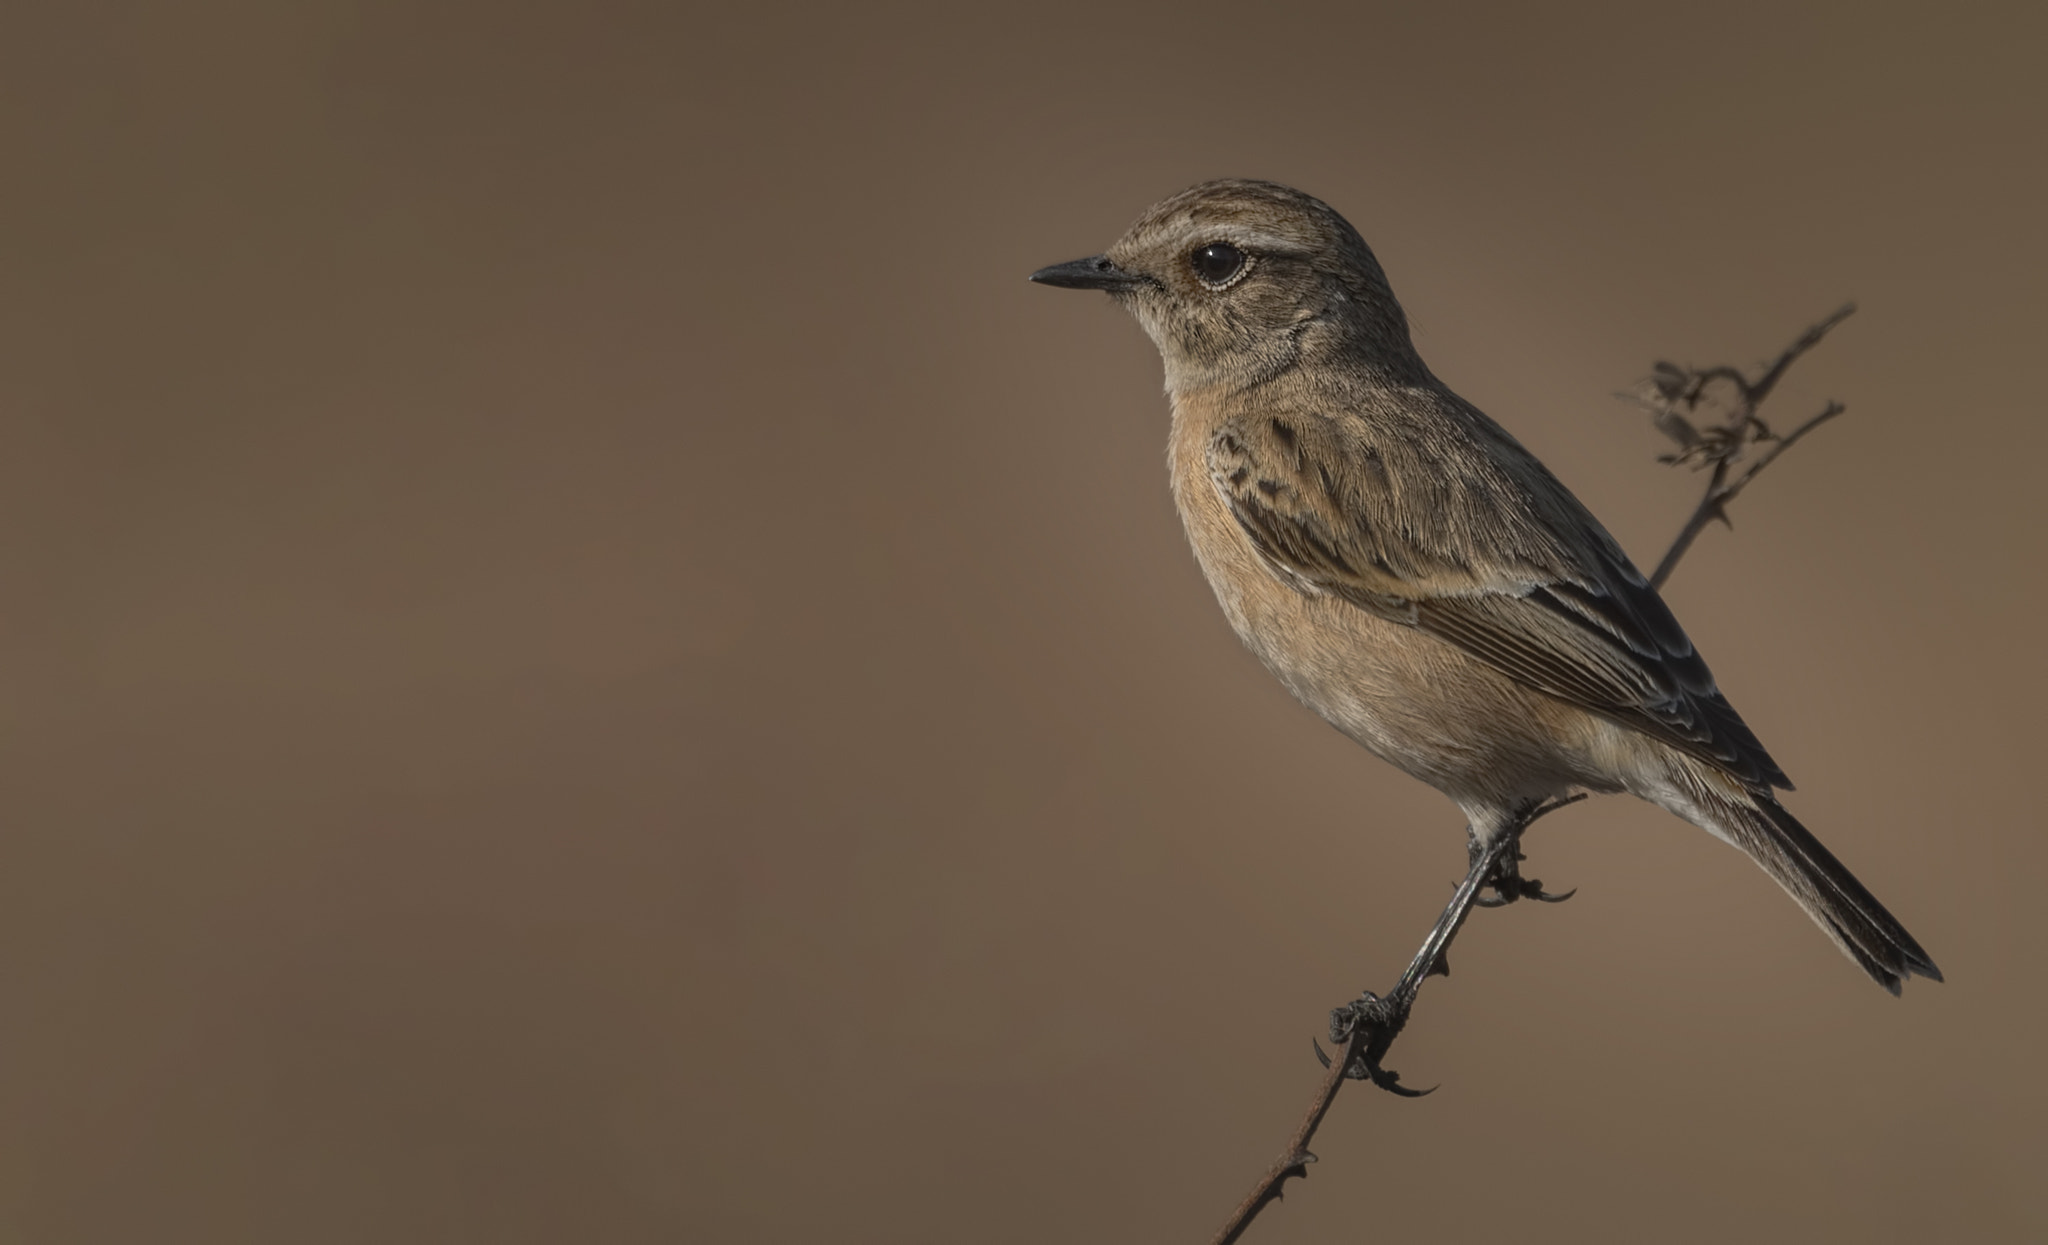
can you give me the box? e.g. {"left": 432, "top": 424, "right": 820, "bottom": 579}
{"left": 1467, "top": 832, "right": 1575, "bottom": 908}
{"left": 1474, "top": 873, "right": 1576, "bottom": 907}
{"left": 1315, "top": 991, "right": 1434, "bottom": 1097}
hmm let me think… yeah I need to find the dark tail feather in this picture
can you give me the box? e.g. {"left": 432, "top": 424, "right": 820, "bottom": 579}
{"left": 1722, "top": 794, "right": 1942, "bottom": 994}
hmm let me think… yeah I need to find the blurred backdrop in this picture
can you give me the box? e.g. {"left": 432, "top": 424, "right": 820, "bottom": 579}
{"left": 3, "top": 2, "right": 2043, "bottom": 1241}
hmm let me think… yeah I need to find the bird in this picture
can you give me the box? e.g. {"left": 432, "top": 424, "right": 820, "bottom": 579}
{"left": 1030, "top": 178, "right": 1939, "bottom": 996}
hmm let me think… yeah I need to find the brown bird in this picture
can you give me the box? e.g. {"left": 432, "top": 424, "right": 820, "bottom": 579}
{"left": 1031, "top": 179, "right": 1938, "bottom": 995}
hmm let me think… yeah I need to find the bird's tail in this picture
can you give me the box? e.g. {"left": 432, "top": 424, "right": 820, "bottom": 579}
{"left": 1698, "top": 783, "right": 1942, "bottom": 994}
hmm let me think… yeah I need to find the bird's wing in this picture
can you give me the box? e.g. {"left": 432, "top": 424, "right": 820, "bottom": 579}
{"left": 1206, "top": 406, "right": 1790, "bottom": 790}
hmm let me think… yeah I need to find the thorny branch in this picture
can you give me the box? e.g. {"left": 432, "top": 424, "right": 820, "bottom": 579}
{"left": 1208, "top": 307, "right": 1857, "bottom": 1245}
{"left": 1210, "top": 796, "right": 1583, "bottom": 1245}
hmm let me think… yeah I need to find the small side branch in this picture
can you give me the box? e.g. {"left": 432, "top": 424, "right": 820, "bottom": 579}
{"left": 1648, "top": 399, "right": 1844, "bottom": 589}
{"left": 1627, "top": 304, "right": 1856, "bottom": 589}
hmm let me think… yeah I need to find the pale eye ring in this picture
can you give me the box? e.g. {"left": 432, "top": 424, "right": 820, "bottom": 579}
{"left": 1189, "top": 241, "right": 1247, "bottom": 288}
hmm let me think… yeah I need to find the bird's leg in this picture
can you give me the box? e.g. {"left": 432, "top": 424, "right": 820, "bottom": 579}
{"left": 1469, "top": 817, "right": 1576, "bottom": 908}
{"left": 1322, "top": 828, "right": 1522, "bottom": 1096}
{"left": 1319, "top": 795, "right": 1587, "bottom": 1095}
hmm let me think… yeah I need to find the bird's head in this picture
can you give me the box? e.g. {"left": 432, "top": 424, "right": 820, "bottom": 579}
{"left": 1031, "top": 179, "right": 1427, "bottom": 392}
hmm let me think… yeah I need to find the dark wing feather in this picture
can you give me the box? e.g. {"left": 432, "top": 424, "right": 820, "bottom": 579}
{"left": 1206, "top": 407, "right": 1790, "bottom": 791}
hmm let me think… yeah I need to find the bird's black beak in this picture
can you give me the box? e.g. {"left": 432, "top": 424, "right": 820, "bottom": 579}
{"left": 1028, "top": 254, "right": 1149, "bottom": 291}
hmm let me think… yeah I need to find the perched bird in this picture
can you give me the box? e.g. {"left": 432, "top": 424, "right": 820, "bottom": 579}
{"left": 1031, "top": 179, "right": 1938, "bottom": 994}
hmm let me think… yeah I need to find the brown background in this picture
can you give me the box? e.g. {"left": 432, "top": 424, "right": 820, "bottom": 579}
{"left": 3, "top": 2, "right": 2043, "bottom": 1241}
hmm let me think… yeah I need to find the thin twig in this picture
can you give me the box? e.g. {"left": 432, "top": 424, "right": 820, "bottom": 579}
{"left": 1207, "top": 1014, "right": 1352, "bottom": 1245}
{"left": 1730, "top": 401, "right": 1846, "bottom": 494}
{"left": 1649, "top": 398, "right": 1844, "bottom": 589}
{"left": 1745, "top": 303, "right": 1856, "bottom": 409}
{"left": 1208, "top": 306, "right": 1857, "bottom": 1244}
{"left": 1649, "top": 457, "right": 1734, "bottom": 591}
{"left": 1209, "top": 796, "right": 1584, "bottom": 1245}
{"left": 1646, "top": 306, "right": 1855, "bottom": 589}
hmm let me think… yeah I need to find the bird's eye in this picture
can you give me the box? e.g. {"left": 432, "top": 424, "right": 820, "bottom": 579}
{"left": 1190, "top": 242, "right": 1246, "bottom": 288}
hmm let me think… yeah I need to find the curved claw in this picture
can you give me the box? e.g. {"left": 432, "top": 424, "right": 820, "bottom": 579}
{"left": 1312, "top": 1037, "right": 1332, "bottom": 1069}
{"left": 1477, "top": 878, "right": 1577, "bottom": 906}
{"left": 1357, "top": 1061, "right": 1435, "bottom": 1097}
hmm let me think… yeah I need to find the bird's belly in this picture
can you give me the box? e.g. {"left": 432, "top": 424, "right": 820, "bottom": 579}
{"left": 1240, "top": 594, "right": 1482, "bottom": 773}
{"left": 1204, "top": 553, "right": 1604, "bottom": 807}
